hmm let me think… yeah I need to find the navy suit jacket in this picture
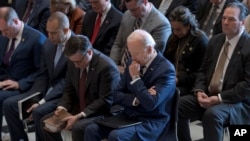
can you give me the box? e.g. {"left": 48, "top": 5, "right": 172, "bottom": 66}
{"left": 194, "top": 32, "right": 250, "bottom": 124}
{"left": 26, "top": 38, "right": 68, "bottom": 102}
{"left": 14, "top": 0, "right": 50, "bottom": 35}
{"left": 58, "top": 49, "right": 120, "bottom": 116}
{"left": 81, "top": 6, "right": 122, "bottom": 56}
{"left": 0, "top": 25, "right": 46, "bottom": 91}
{"left": 113, "top": 53, "right": 176, "bottom": 141}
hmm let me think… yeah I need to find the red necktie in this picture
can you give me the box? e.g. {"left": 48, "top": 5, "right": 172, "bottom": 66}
{"left": 22, "top": 0, "right": 34, "bottom": 22}
{"left": 3, "top": 38, "right": 16, "bottom": 66}
{"left": 79, "top": 69, "right": 87, "bottom": 111}
{"left": 91, "top": 14, "right": 102, "bottom": 44}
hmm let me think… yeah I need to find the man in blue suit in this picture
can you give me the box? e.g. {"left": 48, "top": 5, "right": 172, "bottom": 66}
{"left": 3, "top": 12, "right": 72, "bottom": 141}
{"left": 0, "top": 7, "right": 45, "bottom": 140}
{"left": 84, "top": 29, "right": 176, "bottom": 141}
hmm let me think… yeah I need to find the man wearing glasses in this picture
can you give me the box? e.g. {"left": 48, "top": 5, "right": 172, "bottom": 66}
{"left": 42, "top": 35, "right": 120, "bottom": 141}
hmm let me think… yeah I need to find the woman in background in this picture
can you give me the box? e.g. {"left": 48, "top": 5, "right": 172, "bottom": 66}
{"left": 164, "top": 6, "right": 208, "bottom": 96}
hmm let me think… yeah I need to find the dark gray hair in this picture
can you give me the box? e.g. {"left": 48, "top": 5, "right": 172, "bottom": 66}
{"left": 226, "top": 2, "right": 247, "bottom": 21}
{"left": 64, "top": 35, "right": 93, "bottom": 57}
{"left": 169, "top": 6, "right": 203, "bottom": 36}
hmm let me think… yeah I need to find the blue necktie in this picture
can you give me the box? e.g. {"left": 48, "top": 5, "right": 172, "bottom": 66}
{"left": 54, "top": 45, "right": 62, "bottom": 68}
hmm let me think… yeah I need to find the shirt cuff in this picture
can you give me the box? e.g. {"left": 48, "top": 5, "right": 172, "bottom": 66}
{"left": 77, "top": 112, "right": 86, "bottom": 119}
{"left": 218, "top": 93, "right": 223, "bottom": 103}
{"left": 130, "top": 76, "right": 141, "bottom": 84}
{"left": 57, "top": 106, "right": 68, "bottom": 111}
{"left": 132, "top": 97, "right": 140, "bottom": 106}
{"left": 38, "top": 98, "right": 46, "bottom": 105}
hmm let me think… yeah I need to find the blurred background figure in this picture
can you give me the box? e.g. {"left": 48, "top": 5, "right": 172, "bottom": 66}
{"left": 14, "top": 0, "right": 50, "bottom": 36}
{"left": 50, "top": 0, "right": 85, "bottom": 34}
{"left": 81, "top": 0, "right": 123, "bottom": 56}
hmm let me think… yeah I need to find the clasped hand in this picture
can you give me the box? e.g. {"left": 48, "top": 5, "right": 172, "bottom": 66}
{"left": 0, "top": 79, "right": 19, "bottom": 90}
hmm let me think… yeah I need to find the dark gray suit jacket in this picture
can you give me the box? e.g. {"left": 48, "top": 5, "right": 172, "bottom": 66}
{"left": 58, "top": 49, "right": 120, "bottom": 117}
{"left": 194, "top": 32, "right": 250, "bottom": 124}
{"left": 26, "top": 38, "right": 68, "bottom": 102}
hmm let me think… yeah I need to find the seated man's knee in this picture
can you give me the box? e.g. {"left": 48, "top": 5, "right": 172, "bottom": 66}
{"left": 108, "top": 130, "right": 120, "bottom": 141}
{"left": 3, "top": 97, "right": 16, "bottom": 111}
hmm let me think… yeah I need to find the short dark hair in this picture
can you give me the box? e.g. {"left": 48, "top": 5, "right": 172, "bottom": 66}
{"left": 64, "top": 35, "right": 93, "bottom": 57}
{"left": 169, "top": 6, "right": 202, "bottom": 36}
{"left": 226, "top": 2, "right": 247, "bottom": 21}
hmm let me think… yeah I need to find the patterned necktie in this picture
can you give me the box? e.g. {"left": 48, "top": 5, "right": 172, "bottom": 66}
{"left": 91, "top": 14, "right": 102, "bottom": 44}
{"left": 209, "top": 41, "right": 230, "bottom": 95}
{"left": 203, "top": 5, "right": 219, "bottom": 38}
{"left": 140, "top": 66, "right": 146, "bottom": 77}
{"left": 22, "top": 0, "right": 34, "bottom": 23}
{"left": 121, "top": 18, "right": 142, "bottom": 66}
{"left": 79, "top": 69, "right": 87, "bottom": 111}
{"left": 3, "top": 38, "right": 16, "bottom": 66}
{"left": 133, "top": 18, "right": 142, "bottom": 30}
{"left": 54, "top": 45, "right": 62, "bottom": 68}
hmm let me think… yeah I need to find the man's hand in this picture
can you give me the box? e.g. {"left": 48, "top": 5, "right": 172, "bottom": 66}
{"left": 62, "top": 115, "right": 79, "bottom": 130}
{"left": 0, "top": 79, "right": 19, "bottom": 90}
{"left": 27, "top": 103, "right": 39, "bottom": 113}
{"left": 148, "top": 86, "right": 157, "bottom": 95}
{"left": 197, "top": 92, "right": 220, "bottom": 108}
{"left": 129, "top": 61, "right": 140, "bottom": 78}
{"left": 54, "top": 108, "right": 64, "bottom": 116}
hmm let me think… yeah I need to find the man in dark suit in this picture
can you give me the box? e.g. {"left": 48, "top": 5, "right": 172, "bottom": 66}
{"left": 42, "top": 35, "right": 120, "bottom": 141}
{"left": 84, "top": 29, "right": 176, "bottom": 141}
{"left": 81, "top": 0, "right": 123, "bottom": 56}
{"left": 3, "top": 12, "right": 72, "bottom": 141}
{"left": 0, "top": 7, "right": 46, "bottom": 140}
{"left": 149, "top": 0, "right": 197, "bottom": 17}
{"left": 14, "top": 0, "right": 50, "bottom": 35}
{"left": 178, "top": 2, "right": 250, "bottom": 141}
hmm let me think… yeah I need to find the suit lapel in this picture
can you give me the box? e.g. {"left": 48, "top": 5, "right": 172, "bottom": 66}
{"left": 9, "top": 26, "right": 29, "bottom": 65}
{"left": 85, "top": 51, "right": 98, "bottom": 94}
{"left": 95, "top": 6, "right": 114, "bottom": 41}
{"left": 223, "top": 32, "right": 248, "bottom": 85}
{"left": 141, "top": 53, "right": 161, "bottom": 82}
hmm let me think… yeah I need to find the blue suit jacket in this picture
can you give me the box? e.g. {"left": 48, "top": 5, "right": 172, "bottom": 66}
{"left": 82, "top": 5, "right": 123, "bottom": 56}
{"left": 113, "top": 52, "right": 176, "bottom": 141}
{"left": 0, "top": 25, "right": 46, "bottom": 91}
{"left": 26, "top": 38, "right": 68, "bottom": 102}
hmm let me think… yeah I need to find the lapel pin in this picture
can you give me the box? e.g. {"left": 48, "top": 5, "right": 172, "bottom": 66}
{"left": 22, "top": 38, "right": 25, "bottom": 42}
